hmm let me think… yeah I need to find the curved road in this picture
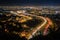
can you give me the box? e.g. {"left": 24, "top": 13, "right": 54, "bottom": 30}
{"left": 25, "top": 15, "right": 47, "bottom": 39}
{"left": 10, "top": 11, "right": 48, "bottom": 40}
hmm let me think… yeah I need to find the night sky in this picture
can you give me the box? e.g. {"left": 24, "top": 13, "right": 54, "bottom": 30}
{"left": 0, "top": 0, "right": 60, "bottom": 6}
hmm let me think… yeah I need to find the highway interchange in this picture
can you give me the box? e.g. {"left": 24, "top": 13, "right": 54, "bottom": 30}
{"left": 10, "top": 10, "right": 53, "bottom": 40}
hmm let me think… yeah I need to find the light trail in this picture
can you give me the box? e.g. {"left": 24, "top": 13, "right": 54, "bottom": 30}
{"left": 27, "top": 16, "right": 47, "bottom": 39}
{"left": 21, "top": 12, "right": 47, "bottom": 39}
{"left": 43, "top": 17, "right": 53, "bottom": 35}
{"left": 10, "top": 11, "right": 49, "bottom": 40}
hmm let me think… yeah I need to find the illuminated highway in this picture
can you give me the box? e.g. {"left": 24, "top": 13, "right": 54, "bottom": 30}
{"left": 26, "top": 16, "right": 47, "bottom": 39}
{"left": 10, "top": 11, "right": 50, "bottom": 40}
